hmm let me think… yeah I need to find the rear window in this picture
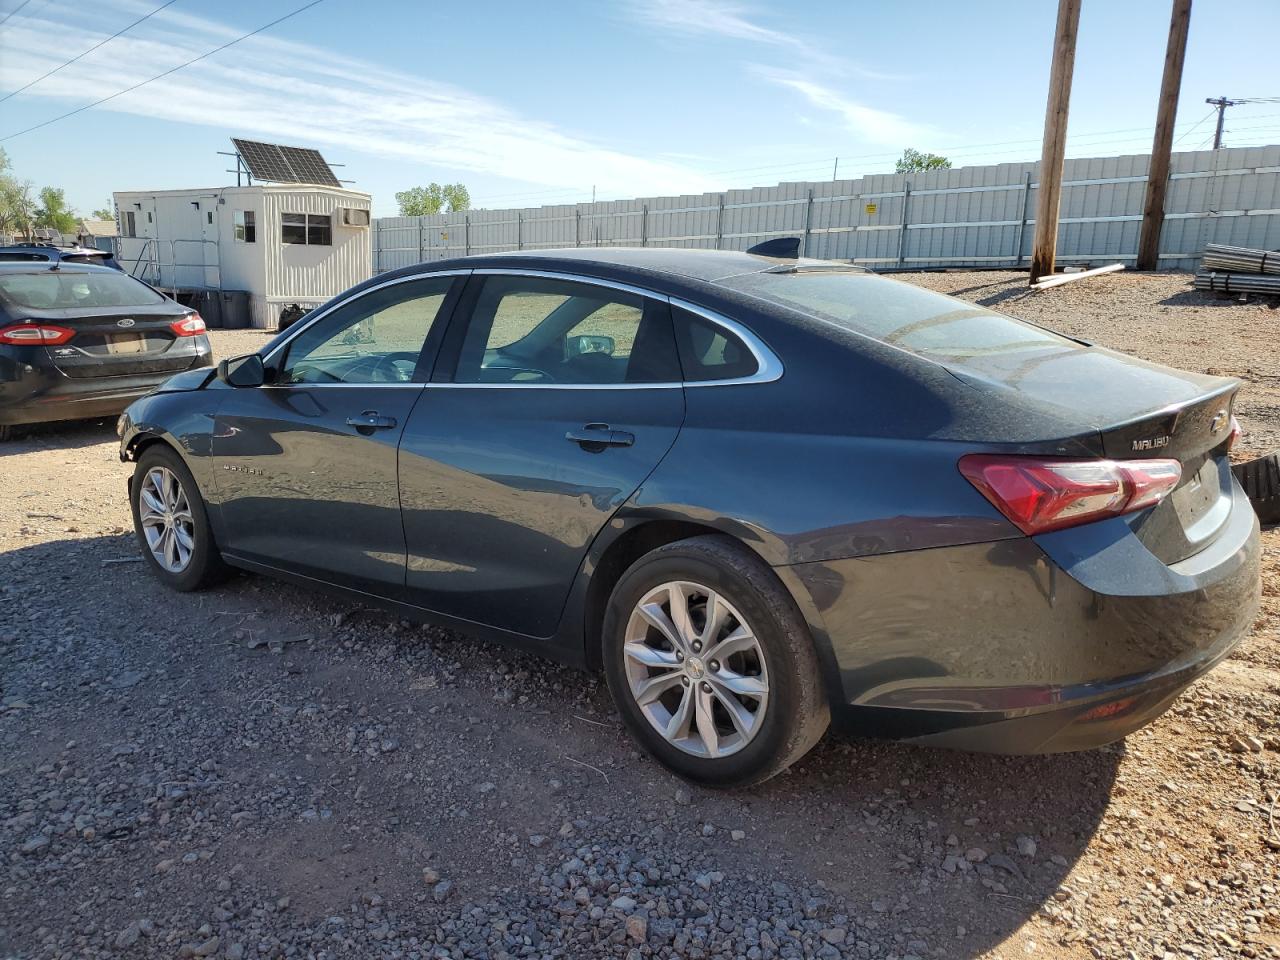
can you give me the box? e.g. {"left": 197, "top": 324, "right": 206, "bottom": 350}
{"left": 719, "top": 270, "right": 1069, "bottom": 359}
{"left": 0, "top": 271, "right": 163, "bottom": 309}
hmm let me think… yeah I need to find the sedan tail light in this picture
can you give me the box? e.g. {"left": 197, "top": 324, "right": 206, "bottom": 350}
{"left": 1227, "top": 416, "right": 1242, "bottom": 452}
{"left": 958, "top": 454, "right": 1182, "bottom": 535}
{"left": 169, "top": 313, "right": 206, "bottom": 337}
{"left": 0, "top": 323, "right": 75, "bottom": 346}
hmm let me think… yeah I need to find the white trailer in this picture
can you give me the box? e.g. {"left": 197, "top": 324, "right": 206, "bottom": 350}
{"left": 112, "top": 184, "right": 371, "bottom": 329}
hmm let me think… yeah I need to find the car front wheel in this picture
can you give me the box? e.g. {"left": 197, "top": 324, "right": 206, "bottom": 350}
{"left": 129, "top": 446, "right": 230, "bottom": 591}
{"left": 602, "top": 535, "right": 829, "bottom": 787}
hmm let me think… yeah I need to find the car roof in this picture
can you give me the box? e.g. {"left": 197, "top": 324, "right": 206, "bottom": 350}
{"left": 455, "top": 247, "right": 842, "bottom": 284}
{"left": 0, "top": 261, "right": 122, "bottom": 274}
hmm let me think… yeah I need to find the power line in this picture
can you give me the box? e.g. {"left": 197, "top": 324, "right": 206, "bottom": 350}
{"left": 0, "top": 0, "right": 181, "bottom": 105}
{"left": 0, "top": 0, "right": 327, "bottom": 143}
{"left": 1172, "top": 107, "right": 1219, "bottom": 146}
{"left": 0, "top": 0, "right": 32, "bottom": 26}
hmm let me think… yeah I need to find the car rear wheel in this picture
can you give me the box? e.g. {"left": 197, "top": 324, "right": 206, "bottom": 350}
{"left": 602, "top": 535, "right": 829, "bottom": 787}
{"left": 129, "top": 446, "right": 230, "bottom": 591}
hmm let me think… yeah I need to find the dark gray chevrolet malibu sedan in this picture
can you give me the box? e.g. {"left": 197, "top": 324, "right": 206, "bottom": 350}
{"left": 118, "top": 248, "right": 1261, "bottom": 786}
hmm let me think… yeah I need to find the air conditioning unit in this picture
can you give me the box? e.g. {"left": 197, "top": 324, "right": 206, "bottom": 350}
{"left": 340, "top": 207, "right": 370, "bottom": 227}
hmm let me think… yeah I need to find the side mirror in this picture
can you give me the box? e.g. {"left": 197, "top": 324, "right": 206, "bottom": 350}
{"left": 566, "top": 334, "right": 615, "bottom": 359}
{"left": 217, "top": 353, "right": 265, "bottom": 388}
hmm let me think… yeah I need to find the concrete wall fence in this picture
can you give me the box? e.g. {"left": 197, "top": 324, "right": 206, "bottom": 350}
{"left": 373, "top": 145, "right": 1280, "bottom": 274}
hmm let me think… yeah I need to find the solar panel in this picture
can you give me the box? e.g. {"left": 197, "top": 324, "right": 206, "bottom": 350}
{"left": 231, "top": 138, "right": 340, "bottom": 187}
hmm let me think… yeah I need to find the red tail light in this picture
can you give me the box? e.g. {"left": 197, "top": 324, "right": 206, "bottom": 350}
{"left": 1227, "top": 416, "right": 1242, "bottom": 452}
{"left": 958, "top": 455, "right": 1182, "bottom": 535}
{"left": 0, "top": 323, "right": 75, "bottom": 346}
{"left": 170, "top": 313, "right": 206, "bottom": 337}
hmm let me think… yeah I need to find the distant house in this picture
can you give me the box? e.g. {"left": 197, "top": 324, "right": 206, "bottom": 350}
{"left": 112, "top": 184, "right": 372, "bottom": 329}
{"left": 75, "top": 218, "right": 118, "bottom": 252}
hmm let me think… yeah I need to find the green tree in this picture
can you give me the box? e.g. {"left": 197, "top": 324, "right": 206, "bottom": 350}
{"left": 0, "top": 149, "right": 36, "bottom": 240}
{"left": 35, "top": 186, "right": 77, "bottom": 234}
{"left": 894, "top": 148, "right": 952, "bottom": 174}
{"left": 92, "top": 205, "right": 114, "bottom": 220}
{"left": 395, "top": 182, "right": 471, "bottom": 215}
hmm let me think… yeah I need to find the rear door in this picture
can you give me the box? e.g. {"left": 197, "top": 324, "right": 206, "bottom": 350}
{"left": 398, "top": 271, "right": 685, "bottom": 638}
{"left": 212, "top": 274, "right": 463, "bottom": 592}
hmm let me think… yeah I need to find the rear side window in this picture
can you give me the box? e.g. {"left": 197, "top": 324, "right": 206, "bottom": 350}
{"left": 0, "top": 252, "right": 49, "bottom": 262}
{"left": 719, "top": 271, "right": 1068, "bottom": 359}
{"left": 0, "top": 272, "right": 163, "bottom": 309}
{"left": 454, "top": 276, "right": 679, "bottom": 385}
{"left": 671, "top": 307, "right": 758, "bottom": 382}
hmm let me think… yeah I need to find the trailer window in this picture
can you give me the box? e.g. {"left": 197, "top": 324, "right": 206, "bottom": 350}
{"left": 234, "top": 210, "right": 256, "bottom": 243}
{"left": 282, "top": 212, "right": 331, "bottom": 246}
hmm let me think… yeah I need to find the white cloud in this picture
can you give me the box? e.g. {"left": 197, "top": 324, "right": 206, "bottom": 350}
{"left": 626, "top": 0, "right": 910, "bottom": 81}
{"left": 628, "top": 0, "right": 804, "bottom": 48}
{"left": 0, "top": 2, "right": 718, "bottom": 202}
{"left": 749, "top": 67, "right": 936, "bottom": 147}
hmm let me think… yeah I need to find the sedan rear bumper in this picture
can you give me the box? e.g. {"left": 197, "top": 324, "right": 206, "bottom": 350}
{"left": 792, "top": 480, "right": 1261, "bottom": 754}
{"left": 0, "top": 350, "right": 212, "bottom": 427}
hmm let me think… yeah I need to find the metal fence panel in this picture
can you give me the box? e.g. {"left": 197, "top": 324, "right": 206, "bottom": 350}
{"left": 374, "top": 146, "right": 1280, "bottom": 273}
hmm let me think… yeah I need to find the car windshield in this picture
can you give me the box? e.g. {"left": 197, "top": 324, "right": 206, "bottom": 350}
{"left": 719, "top": 270, "right": 1072, "bottom": 358}
{"left": 0, "top": 271, "right": 163, "bottom": 309}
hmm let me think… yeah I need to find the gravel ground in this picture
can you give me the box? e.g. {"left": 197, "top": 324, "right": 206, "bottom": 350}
{"left": 0, "top": 269, "right": 1277, "bottom": 960}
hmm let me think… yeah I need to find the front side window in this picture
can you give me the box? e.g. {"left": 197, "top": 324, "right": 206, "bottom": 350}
{"left": 234, "top": 210, "right": 256, "bottom": 243}
{"left": 281, "top": 212, "right": 331, "bottom": 246}
{"left": 453, "top": 275, "right": 679, "bottom": 385}
{"left": 279, "top": 277, "right": 453, "bottom": 385}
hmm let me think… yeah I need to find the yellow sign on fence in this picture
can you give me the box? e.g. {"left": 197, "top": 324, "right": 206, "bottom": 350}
{"left": 864, "top": 202, "right": 878, "bottom": 216}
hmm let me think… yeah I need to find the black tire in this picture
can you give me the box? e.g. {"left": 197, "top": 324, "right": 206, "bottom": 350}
{"left": 602, "top": 535, "right": 829, "bottom": 788}
{"left": 1233, "top": 451, "right": 1280, "bottom": 525}
{"left": 129, "top": 445, "right": 231, "bottom": 591}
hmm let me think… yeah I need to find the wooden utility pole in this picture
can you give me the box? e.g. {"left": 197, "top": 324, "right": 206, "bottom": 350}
{"left": 1206, "top": 95, "right": 1241, "bottom": 149}
{"left": 1137, "top": 0, "right": 1192, "bottom": 271}
{"left": 1029, "top": 0, "right": 1083, "bottom": 283}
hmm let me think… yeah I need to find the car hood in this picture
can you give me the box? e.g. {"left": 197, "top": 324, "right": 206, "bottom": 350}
{"left": 152, "top": 367, "right": 218, "bottom": 393}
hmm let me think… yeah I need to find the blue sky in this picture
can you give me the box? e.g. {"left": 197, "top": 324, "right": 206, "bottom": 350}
{"left": 2, "top": 0, "right": 1279, "bottom": 218}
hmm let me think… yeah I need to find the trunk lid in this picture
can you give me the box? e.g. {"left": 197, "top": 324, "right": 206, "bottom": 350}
{"left": 945, "top": 345, "right": 1239, "bottom": 564}
{"left": 28, "top": 305, "right": 198, "bottom": 379}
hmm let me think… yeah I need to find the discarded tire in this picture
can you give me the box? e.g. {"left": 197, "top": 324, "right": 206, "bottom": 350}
{"left": 1233, "top": 452, "right": 1280, "bottom": 525}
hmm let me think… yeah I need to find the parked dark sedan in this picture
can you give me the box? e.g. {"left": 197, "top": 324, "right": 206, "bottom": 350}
{"left": 0, "top": 263, "right": 211, "bottom": 441}
{"left": 0, "top": 243, "right": 124, "bottom": 271}
{"left": 118, "top": 249, "right": 1260, "bottom": 786}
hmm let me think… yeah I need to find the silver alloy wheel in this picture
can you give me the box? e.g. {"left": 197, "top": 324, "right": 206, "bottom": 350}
{"left": 138, "top": 466, "right": 195, "bottom": 574}
{"left": 622, "top": 580, "right": 770, "bottom": 758}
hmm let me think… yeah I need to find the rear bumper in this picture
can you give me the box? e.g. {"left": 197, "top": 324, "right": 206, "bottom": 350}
{"left": 0, "top": 351, "right": 212, "bottom": 427}
{"left": 793, "top": 480, "right": 1261, "bottom": 754}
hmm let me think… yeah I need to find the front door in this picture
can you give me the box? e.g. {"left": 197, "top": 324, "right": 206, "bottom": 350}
{"left": 398, "top": 272, "right": 685, "bottom": 638}
{"left": 212, "top": 274, "right": 462, "bottom": 592}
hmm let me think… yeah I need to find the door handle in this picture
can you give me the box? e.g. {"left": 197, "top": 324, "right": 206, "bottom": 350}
{"left": 566, "top": 423, "right": 635, "bottom": 449}
{"left": 346, "top": 411, "right": 397, "bottom": 430}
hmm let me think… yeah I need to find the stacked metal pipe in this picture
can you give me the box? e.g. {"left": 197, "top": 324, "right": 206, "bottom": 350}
{"left": 1195, "top": 242, "right": 1280, "bottom": 296}
{"left": 1202, "top": 243, "right": 1280, "bottom": 275}
{"left": 1194, "top": 271, "right": 1280, "bottom": 295}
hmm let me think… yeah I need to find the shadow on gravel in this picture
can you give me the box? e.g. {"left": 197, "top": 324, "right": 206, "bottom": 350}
{"left": 973, "top": 287, "right": 1038, "bottom": 310}
{"left": 0, "top": 418, "right": 119, "bottom": 453}
{"left": 1158, "top": 289, "right": 1280, "bottom": 309}
{"left": 743, "top": 732, "right": 1122, "bottom": 954}
{"left": 1, "top": 533, "right": 1124, "bottom": 958}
